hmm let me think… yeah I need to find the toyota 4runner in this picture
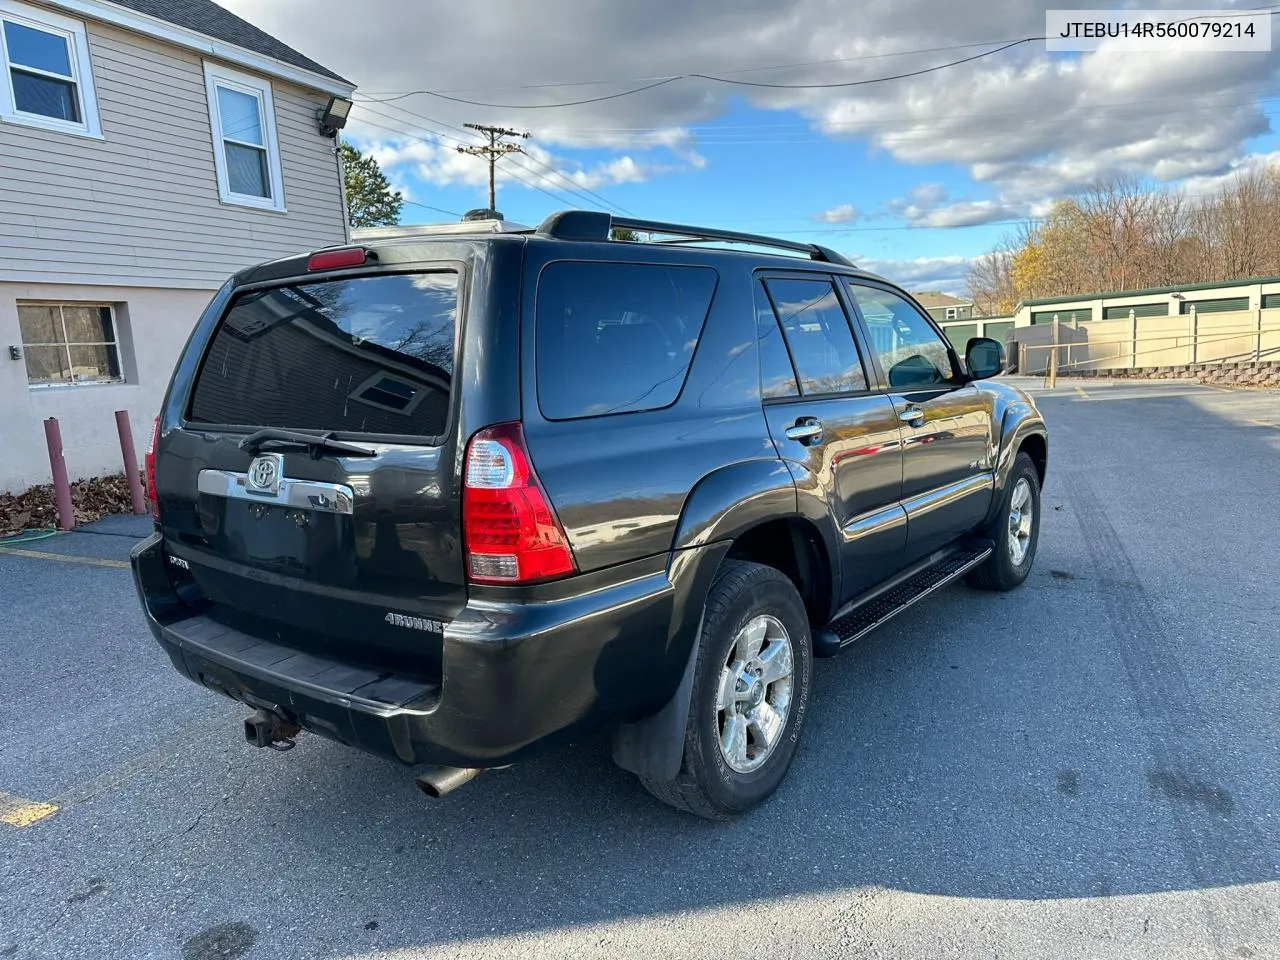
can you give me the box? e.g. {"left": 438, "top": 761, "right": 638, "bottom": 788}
{"left": 131, "top": 210, "right": 1047, "bottom": 819}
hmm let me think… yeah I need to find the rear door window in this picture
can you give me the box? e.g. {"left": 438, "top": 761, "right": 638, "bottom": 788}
{"left": 535, "top": 261, "right": 717, "bottom": 420}
{"left": 754, "top": 280, "right": 799, "bottom": 399}
{"left": 188, "top": 271, "right": 458, "bottom": 438}
{"left": 763, "top": 277, "right": 867, "bottom": 395}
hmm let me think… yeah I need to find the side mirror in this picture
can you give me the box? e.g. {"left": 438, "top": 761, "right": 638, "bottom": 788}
{"left": 965, "top": 337, "right": 1005, "bottom": 380}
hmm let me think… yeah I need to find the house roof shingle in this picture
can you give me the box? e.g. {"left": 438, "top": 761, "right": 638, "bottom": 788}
{"left": 103, "top": 0, "right": 351, "bottom": 85}
{"left": 912, "top": 291, "right": 971, "bottom": 310}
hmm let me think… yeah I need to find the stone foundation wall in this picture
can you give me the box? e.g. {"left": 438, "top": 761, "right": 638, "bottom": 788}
{"left": 1059, "top": 361, "right": 1280, "bottom": 386}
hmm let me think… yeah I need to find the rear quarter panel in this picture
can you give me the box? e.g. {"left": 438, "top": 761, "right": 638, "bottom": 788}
{"left": 518, "top": 243, "right": 774, "bottom": 572}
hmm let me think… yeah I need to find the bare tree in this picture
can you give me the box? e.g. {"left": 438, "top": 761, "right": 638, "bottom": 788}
{"left": 966, "top": 242, "right": 1017, "bottom": 316}
{"left": 965, "top": 163, "right": 1280, "bottom": 302}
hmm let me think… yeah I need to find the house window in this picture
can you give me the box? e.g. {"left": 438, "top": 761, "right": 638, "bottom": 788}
{"left": 204, "top": 63, "right": 285, "bottom": 211}
{"left": 18, "top": 302, "right": 123, "bottom": 386}
{"left": 945, "top": 307, "right": 958, "bottom": 320}
{"left": 0, "top": 1, "right": 100, "bottom": 137}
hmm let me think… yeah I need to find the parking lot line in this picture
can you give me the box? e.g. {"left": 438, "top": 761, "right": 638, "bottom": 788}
{"left": 0, "top": 546, "right": 128, "bottom": 569}
{"left": 0, "top": 791, "right": 59, "bottom": 828}
{"left": 1073, "top": 385, "right": 1089, "bottom": 398}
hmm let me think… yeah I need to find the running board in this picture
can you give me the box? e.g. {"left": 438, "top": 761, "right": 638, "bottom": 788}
{"left": 813, "top": 541, "right": 993, "bottom": 658}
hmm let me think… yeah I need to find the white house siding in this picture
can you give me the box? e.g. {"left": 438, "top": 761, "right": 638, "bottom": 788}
{"left": 0, "top": 11, "right": 351, "bottom": 492}
{"left": 0, "top": 17, "right": 347, "bottom": 286}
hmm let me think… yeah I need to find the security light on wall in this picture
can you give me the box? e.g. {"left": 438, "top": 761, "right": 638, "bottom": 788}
{"left": 317, "top": 97, "right": 353, "bottom": 138}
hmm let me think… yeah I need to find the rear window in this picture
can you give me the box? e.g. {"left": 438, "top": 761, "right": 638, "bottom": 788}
{"left": 188, "top": 271, "right": 458, "bottom": 437}
{"left": 535, "top": 261, "right": 717, "bottom": 420}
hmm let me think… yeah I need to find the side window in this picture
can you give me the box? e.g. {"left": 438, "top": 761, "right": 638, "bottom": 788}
{"left": 204, "top": 63, "right": 285, "bottom": 211}
{"left": 535, "top": 261, "right": 717, "bottom": 420}
{"left": 753, "top": 280, "right": 798, "bottom": 399}
{"left": 0, "top": 3, "right": 101, "bottom": 137}
{"left": 763, "top": 278, "right": 867, "bottom": 395}
{"left": 846, "top": 283, "right": 957, "bottom": 389}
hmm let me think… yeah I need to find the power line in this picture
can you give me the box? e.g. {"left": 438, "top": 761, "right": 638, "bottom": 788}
{"left": 403, "top": 199, "right": 463, "bottom": 217}
{"left": 352, "top": 4, "right": 1280, "bottom": 110}
{"left": 355, "top": 38, "right": 1039, "bottom": 96}
{"left": 355, "top": 5, "right": 1280, "bottom": 99}
{"left": 354, "top": 37, "right": 1040, "bottom": 110}
{"left": 516, "top": 151, "right": 635, "bottom": 216}
{"left": 359, "top": 100, "right": 633, "bottom": 215}
{"left": 534, "top": 87, "right": 1280, "bottom": 140}
{"left": 363, "top": 76, "right": 682, "bottom": 109}
{"left": 353, "top": 110, "right": 592, "bottom": 211}
{"left": 695, "top": 36, "right": 1040, "bottom": 90}
{"left": 765, "top": 219, "right": 1038, "bottom": 235}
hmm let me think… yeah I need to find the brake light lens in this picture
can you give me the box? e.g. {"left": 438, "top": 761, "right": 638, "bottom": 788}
{"left": 463, "top": 423, "right": 576, "bottom": 584}
{"left": 307, "top": 247, "right": 367, "bottom": 271}
{"left": 145, "top": 417, "right": 160, "bottom": 521}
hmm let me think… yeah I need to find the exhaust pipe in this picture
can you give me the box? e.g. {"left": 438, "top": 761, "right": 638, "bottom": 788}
{"left": 415, "top": 766, "right": 482, "bottom": 798}
{"left": 244, "top": 709, "right": 301, "bottom": 751}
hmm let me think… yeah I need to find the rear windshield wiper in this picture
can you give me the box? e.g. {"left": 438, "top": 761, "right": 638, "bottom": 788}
{"left": 238, "top": 428, "right": 376, "bottom": 459}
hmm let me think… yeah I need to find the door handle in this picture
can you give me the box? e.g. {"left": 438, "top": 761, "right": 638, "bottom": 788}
{"left": 785, "top": 417, "right": 824, "bottom": 443}
{"left": 899, "top": 407, "right": 926, "bottom": 427}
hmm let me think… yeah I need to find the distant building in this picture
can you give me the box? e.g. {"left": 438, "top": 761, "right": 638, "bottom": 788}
{"left": 1015, "top": 276, "right": 1280, "bottom": 325}
{"left": 912, "top": 291, "right": 975, "bottom": 323}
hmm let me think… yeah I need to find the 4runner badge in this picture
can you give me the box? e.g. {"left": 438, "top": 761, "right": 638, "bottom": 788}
{"left": 384, "top": 612, "right": 444, "bottom": 635}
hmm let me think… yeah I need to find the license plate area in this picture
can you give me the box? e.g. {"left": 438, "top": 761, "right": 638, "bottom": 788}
{"left": 197, "top": 469, "right": 357, "bottom": 580}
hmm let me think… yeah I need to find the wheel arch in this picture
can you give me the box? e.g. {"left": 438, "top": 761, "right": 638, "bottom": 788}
{"left": 1017, "top": 431, "right": 1047, "bottom": 485}
{"left": 614, "top": 460, "right": 839, "bottom": 782}
{"left": 983, "top": 402, "right": 1048, "bottom": 528}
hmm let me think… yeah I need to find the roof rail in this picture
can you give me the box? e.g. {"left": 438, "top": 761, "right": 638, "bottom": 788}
{"left": 535, "top": 210, "right": 854, "bottom": 267}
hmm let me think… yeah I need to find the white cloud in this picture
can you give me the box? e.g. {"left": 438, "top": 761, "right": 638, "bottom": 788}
{"left": 219, "top": 0, "right": 1280, "bottom": 218}
{"left": 909, "top": 183, "right": 947, "bottom": 206}
{"left": 356, "top": 131, "right": 688, "bottom": 198}
{"left": 855, "top": 254, "right": 976, "bottom": 293}
{"left": 904, "top": 199, "right": 1022, "bottom": 227}
{"left": 814, "top": 203, "right": 858, "bottom": 224}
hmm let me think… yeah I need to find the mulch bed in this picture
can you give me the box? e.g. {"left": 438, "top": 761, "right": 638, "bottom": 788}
{"left": 0, "top": 474, "right": 141, "bottom": 539}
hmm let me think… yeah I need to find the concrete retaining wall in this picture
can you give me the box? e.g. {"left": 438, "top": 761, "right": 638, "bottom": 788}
{"left": 1058, "top": 361, "right": 1280, "bottom": 386}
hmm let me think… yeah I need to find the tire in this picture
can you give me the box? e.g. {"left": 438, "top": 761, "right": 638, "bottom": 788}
{"left": 640, "top": 560, "right": 813, "bottom": 820}
{"left": 967, "top": 451, "right": 1041, "bottom": 591}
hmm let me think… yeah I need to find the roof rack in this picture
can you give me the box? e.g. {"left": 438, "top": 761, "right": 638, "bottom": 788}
{"left": 535, "top": 211, "right": 854, "bottom": 267}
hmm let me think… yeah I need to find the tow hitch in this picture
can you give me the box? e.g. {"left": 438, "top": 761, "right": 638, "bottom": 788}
{"left": 243, "top": 709, "right": 301, "bottom": 751}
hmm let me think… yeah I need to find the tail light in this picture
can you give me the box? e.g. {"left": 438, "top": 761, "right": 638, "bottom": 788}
{"left": 145, "top": 417, "right": 160, "bottom": 521}
{"left": 463, "top": 422, "right": 576, "bottom": 584}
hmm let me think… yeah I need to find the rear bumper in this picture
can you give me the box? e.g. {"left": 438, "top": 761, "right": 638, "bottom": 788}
{"left": 131, "top": 533, "right": 689, "bottom": 767}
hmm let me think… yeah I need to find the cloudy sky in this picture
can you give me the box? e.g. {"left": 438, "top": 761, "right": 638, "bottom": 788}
{"left": 218, "top": 0, "right": 1280, "bottom": 293}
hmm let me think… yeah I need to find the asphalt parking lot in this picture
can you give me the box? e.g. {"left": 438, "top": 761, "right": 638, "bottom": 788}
{"left": 1, "top": 378, "right": 1277, "bottom": 960}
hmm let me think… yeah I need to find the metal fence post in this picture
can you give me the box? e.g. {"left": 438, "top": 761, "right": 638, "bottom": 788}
{"left": 114, "top": 410, "right": 147, "bottom": 515}
{"left": 1049, "top": 316, "right": 1059, "bottom": 388}
{"left": 43, "top": 417, "right": 75, "bottom": 531}
{"left": 1189, "top": 306, "right": 1198, "bottom": 364}
{"left": 1130, "top": 310, "right": 1138, "bottom": 369}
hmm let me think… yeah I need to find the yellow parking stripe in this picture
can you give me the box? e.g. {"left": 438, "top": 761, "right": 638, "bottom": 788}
{"left": 1074, "top": 385, "right": 1090, "bottom": 399}
{"left": 0, "top": 546, "right": 128, "bottom": 569}
{"left": 0, "top": 791, "right": 59, "bottom": 828}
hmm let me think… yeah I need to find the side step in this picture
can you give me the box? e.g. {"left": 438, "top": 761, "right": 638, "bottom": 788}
{"left": 813, "top": 541, "right": 993, "bottom": 658}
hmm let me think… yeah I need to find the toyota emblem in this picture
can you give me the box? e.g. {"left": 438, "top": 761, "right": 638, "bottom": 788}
{"left": 246, "top": 454, "right": 284, "bottom": 495}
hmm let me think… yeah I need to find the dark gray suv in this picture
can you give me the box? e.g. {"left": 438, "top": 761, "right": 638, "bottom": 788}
{"left": 131, "top": 211, "right": 1047, "bottom": 819}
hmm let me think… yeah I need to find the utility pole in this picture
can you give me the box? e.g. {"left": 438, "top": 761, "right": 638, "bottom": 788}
{"left": 456, "top": 124, "right": 530, "bottom": 212}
